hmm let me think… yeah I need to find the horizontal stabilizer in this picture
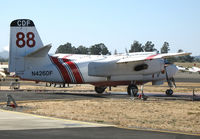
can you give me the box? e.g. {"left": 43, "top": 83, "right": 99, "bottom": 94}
{"left": 117, "top": 52, "right": 191, "bottom": 64}
{"left": 25, "top": 44, "right": 52, "bottom": 57}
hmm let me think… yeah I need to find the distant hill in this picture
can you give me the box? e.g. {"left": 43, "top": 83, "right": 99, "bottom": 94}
{"left": 0, "top": 50, "right": 9, "bottom": 59}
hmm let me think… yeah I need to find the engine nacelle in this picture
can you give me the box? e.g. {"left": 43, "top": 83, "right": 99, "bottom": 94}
{"left": 141, "top": 59, "right": 164, "bottom": 75}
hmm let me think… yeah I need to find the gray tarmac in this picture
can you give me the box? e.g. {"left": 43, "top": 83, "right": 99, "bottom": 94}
{"left": 175, "top": 71, "right": 200, "bottom": 82}
{"left": 0, "top": 127, "right": 199, "bottom": 139}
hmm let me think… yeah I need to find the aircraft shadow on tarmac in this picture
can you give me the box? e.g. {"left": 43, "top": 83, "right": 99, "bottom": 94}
{"left": 37, "top": 91, "right": 200, "bottom": 101}
{"left": 39, "top": 92, "right": 108, "bottom": 98}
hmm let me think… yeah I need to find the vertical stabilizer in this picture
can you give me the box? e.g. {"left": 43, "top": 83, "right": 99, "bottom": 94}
{"left": 9, "top": 19, "right": 43, "bottom": 72}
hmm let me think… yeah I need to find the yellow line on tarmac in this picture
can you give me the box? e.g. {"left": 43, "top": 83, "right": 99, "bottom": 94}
{"left": 120, "top": 127, "right": 200, "bottom": 137}
{"left": 0, "top": 109, "right": 114, "bottom": 127}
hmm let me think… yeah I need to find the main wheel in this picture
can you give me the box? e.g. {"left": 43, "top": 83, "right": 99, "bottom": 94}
{"left": 165, "top": 89, "right": 173, "bottom": 96}
{"left": 127, "top": 84, "right": 138, "bottom": 96}
{"left": 95, "top": 86, "right": 107, "bottom": 94}
{"left": 46, "top": 82, "right": 52, "bottom": 87}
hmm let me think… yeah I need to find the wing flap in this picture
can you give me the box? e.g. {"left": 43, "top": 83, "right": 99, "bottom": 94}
{"left": 117, "top": 52, "right": 191, "bottom": 64}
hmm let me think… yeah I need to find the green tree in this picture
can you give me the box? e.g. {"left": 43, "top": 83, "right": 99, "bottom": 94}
{"left": 129, "top": 41, "right": 143, "bottom": 52}
{"left": 161, "top": 42, "right": 170, "bottom": 53}
{"left": 55, "top": 42, "right": 76, "bottom": 54}
{"left": 178, "top": 49, "right": 183, "bottom": 53}
{"left": 89, "top": 43, "right": 111, "bottom": 55}
{"left": 0, "top": 57, "right": 8, "bottom": 62}
{"left": 76, "top": 45, "right": 89, "bottom": 54}
{"left": 195, "top": 57, "right": 200, "bottom": 62}
{"left": 176, "top": 49, "right": 194, "bottom": 62}
{"left": 142, "top": 41, "right": 157, "bottom": 52}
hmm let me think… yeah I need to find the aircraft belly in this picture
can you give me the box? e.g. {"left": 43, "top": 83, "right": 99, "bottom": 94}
{"left": 110, "top": 75, "right": 143, "bottom": 81}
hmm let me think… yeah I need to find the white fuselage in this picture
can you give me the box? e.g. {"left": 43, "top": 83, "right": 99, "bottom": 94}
{"left": 18, "top": 52, "right": 178, "bottom": 86}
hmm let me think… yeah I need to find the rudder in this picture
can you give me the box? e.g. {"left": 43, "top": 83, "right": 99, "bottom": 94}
{"left": 9, "top": 19, "right": 43, "bottom": 73}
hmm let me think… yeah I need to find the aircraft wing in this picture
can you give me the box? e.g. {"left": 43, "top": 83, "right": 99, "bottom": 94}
{"left": 117, "top": 52, "right": 191, "bottom": 64}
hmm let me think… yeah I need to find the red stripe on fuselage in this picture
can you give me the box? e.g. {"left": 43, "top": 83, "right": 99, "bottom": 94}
{"left": 145, "top": 54, "right": 158, "bottom": 60}
{"left": 62, "top": 58, "right": 83, "bottom": 84}
{"left": 50, "top": 56, "right": 71, "bottom": 83}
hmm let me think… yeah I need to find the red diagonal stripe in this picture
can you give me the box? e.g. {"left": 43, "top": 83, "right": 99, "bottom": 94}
{"left": 51, "top": 56, "right": 71, "bottom": 83}
{"left": 62, "top": 58, "right": 83, "bottom": 84}
{"left": 146, "top": 54, "right": 158, "bottom": 60}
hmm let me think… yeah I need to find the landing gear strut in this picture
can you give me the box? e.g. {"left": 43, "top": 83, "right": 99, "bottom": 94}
{"left": 127, "top": 84, "right": 138, "bottom": 96}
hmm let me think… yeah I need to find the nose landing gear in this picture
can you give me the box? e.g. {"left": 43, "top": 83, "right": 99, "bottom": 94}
{"left": 165, "top": 64, "right": 176, "bottom": 96}
{"left": 165, "top": 89, "right": 173, "bottom": 96}
{"left": 165, "top": 77, "right": 176, "bottom": 96}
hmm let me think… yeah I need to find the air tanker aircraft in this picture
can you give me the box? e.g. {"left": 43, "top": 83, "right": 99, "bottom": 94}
{"left": 9, "top": 19, "right": 191, "bottom": 96}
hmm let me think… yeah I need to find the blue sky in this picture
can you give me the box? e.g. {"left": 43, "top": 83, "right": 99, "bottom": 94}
{"left": 1, "top": 0, "right": 200, "bottom": 55}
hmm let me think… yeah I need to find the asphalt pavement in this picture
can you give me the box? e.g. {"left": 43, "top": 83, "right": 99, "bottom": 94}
{"left": 1, "top": 127, "right": 199, "bottom": 139}
{"left": 0, "top": 109, "right": 199, "bottom": 139}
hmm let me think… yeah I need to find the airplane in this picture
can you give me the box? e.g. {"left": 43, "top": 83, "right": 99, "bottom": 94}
{"left": 177, "top": 65, "right": 200, "bottom": 74}
{"left": 190, "top": 66, "right": 200, "bottom": 74}
{"left": 0, "top": 64, "right": 9, "bottom": 78}
{"left": 9, "top": 19, "right": 191, "bottom": 96}
{"left": 186, "top": 66, "right": 200, "bottom": 74}
{"left": 176, "top": 66, "right": 186, "bottom": 72}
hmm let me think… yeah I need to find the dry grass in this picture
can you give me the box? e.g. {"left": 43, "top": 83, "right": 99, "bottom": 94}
{"left": 20, "top": 98, "right": 200, "bottom": 133}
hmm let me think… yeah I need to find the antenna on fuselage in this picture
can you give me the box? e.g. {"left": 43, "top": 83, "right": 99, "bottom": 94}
{"left": 125, "top": 48, "right": 129, "bottom": 56}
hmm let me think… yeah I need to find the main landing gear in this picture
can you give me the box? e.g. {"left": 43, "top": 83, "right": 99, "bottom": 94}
{"left": 127, "top": 84, "right": 138, "bottom": 97}
{"left": 95, "top": 86, "right": 107, "bottom": 94}
{"left": 127, "top": 84, "right": 147, "bottom": 100}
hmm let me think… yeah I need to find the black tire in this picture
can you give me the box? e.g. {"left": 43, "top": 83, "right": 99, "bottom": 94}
{"left": 46, "top": 82, "right": 51, "bottom": 87}
{"left": 127, "top": 84, "right": 138, "bottom": 96}
{"left": 95, "top": 86, "right": 107, "bottom": 94}
{"left": 165, "top": 89, "right": 173, "bottom": 96}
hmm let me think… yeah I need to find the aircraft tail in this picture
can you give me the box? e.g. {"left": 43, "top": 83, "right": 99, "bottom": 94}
{"left": 9, "top": 19, "right": 44, "bottom": 73}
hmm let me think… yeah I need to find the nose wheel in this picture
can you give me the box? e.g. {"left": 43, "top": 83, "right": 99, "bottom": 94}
{"left": 127, "top": 84, "right": 138, "bottom": 97}
{"left": 165, "top": 89, "right": 173, "bottom": 96}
